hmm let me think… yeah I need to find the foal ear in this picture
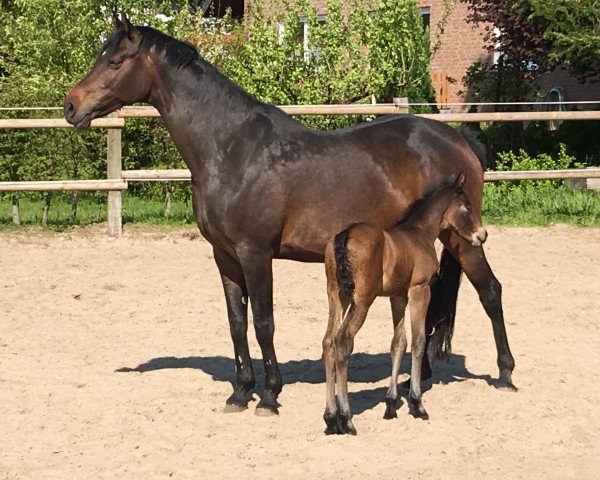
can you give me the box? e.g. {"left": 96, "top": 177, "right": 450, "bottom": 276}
{"left": 455, "top": 170, "right": 466, "bottom": 192}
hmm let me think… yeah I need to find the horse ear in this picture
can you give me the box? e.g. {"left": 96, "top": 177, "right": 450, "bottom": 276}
{"left": 112, "top": 8, "right": 122, "bottom": 31}
{"left": 120, "top": 11, "right": 135, "bottom": 39}
{"left": 455, "top": 170, "right": 466, "bottom": 192}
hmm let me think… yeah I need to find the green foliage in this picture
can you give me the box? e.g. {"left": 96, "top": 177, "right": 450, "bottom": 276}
{"left": 225, "top": 0, "right": 434, "bottom": 128}
{"left": 367, "top": 0, "right": 435, "bottom": 105}
{"left": 528, "top": 0, "right": 600, "bottom": 80}
{"left": 480, "top": 145, "right": 600, "bottom": 227}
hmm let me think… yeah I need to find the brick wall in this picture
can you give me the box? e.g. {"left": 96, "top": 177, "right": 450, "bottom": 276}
{"left": 420, "top": 1, "right": 490, "bottom": 108}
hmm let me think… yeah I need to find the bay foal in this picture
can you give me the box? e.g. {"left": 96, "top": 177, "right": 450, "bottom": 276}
{"left": 322, "top": 172, "right": 487, "bottom": 435}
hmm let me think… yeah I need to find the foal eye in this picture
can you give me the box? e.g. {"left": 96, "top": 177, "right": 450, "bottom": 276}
{"left": 108, "top": 59, "right": 123, "bottom": 69}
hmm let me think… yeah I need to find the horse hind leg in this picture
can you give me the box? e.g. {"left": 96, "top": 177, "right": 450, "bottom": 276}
{"left": 384, "top": 295, "right": 408, "bottom": 420}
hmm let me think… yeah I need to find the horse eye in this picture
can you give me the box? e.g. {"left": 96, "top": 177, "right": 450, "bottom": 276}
{"left": 109, "top": 59, "right": 123, "bottom": 69}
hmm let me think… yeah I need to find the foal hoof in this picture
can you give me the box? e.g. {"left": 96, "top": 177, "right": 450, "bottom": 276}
{"left": 383, "top": 398, "right": 397, "bottom": 420}
{"left": 408, "top": 397, "right": 429, "bottom": 421}
{"left": 324, "top": 415, "right": 344, "bottom": 435}
{"left": 412, "top": 409, "right": 429, "bottom": 421}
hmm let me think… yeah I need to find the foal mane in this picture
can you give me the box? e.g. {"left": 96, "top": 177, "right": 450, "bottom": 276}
{"left": 396, "top": 174, "right": 458, "bottom": 226}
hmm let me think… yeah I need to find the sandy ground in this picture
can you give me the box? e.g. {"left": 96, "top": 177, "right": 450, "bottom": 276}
{"left": 0, "top": 224, "right": 599, "bottom": 480}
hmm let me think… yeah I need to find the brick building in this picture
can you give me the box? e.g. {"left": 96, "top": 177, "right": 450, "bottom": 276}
{"left": 206, "top": 0, "right": 600, "bottom": 108}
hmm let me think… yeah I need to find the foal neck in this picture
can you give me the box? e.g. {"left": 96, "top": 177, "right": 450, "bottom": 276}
{"left": 399, "top": 189, "right": 453, "bottom": 244}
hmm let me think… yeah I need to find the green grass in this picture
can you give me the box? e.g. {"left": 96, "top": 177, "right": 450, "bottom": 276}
{"left": 1, "top": 185, "right": 599, "bottom": 231}
{"left": 0, "top": 193, "right": 195, "bottom": 229}
{"left": 482, "top": 184, "right": 600, "bottom": 227}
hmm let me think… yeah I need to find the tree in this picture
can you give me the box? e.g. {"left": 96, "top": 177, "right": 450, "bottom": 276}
{"left": 528, "top": 0, "right": 600, "bottom": 81}
{"left": 225, "top": 0, "right": 434, "bottom": 129}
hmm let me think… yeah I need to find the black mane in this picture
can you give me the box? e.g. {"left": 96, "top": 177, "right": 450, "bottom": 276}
{"left": 102, "top": 26, "right": 199, "bottom": 70}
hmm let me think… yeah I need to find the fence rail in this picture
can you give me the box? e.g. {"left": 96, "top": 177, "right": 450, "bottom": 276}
{"left": 2, "top": 104, "right": 600, "bottom": 235}
{"left": 121, "top": 168, "right": 600, "bottom": 182}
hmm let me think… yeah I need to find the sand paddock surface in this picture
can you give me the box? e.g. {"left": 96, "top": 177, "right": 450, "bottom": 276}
{"left": 1, "top": 225, "right": 599, "bottom": 479}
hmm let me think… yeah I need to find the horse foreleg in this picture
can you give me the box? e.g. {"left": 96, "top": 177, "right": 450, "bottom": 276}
{"left": 453, "top": 237, "right": 517, "bottom": 391}
{"left": 384, "top": 295, "right": 408, "bottom": 420}
{"left": 407, "top": 283, "right": 431, "bottom": 420}
{"left": 214, "top": 248, "right": 255, "bottom": 412}
{"left": 238, "top": 246, "right": 283, "bottom": 415}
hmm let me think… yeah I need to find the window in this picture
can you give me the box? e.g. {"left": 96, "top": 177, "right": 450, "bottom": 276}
{"left": 420, "top": 6, "right": 430, "bottom": 30}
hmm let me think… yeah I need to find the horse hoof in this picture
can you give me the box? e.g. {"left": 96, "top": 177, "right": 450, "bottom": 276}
{"left": 223, "top": 403, "right": 247, "bottom": 413}
{"left": 255, "top": 401, "right": 279, "bottom": 417}
{"left": 495, "top": 380, "right": 518, "bottom": 392}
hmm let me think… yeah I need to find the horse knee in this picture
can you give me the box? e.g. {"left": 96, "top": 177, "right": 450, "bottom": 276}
{"left": 479, "top": 277, "right": 502, "bottom": 309}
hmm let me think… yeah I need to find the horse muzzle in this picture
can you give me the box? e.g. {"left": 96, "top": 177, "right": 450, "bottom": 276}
{"left": 471, "top": 227, "right": 488, "bottom": 247}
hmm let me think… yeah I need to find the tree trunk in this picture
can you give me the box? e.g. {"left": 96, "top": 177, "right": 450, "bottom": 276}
{"left": 42, "top": 192, "right": 52, "bottom": 226}
{"left": 69, "top": 191, "right": 79, "bottom": 224}
{"left": 11, "top": 194, "right": 20, "bottom": 226}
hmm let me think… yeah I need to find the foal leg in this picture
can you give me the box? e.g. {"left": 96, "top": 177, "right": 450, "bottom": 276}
{"left": 334, "top": 302, "right": 371, "bottom": 435}
{"left": 444, "top": 233, "right": 517, "bottom": 390}
{"left": 408, "top": 283, "right": 431, "bottom": 420}
{"left": 384, "top": 295, "right": 408, "bottom": 419}
{"left": 213, "top": 248, "right": 255, "bottom": 412}
{"left": 238, "top": 246, "right": 283, "bottom": 415}
{"left": 322, "top": 291, "right": 345, "bottom": 435}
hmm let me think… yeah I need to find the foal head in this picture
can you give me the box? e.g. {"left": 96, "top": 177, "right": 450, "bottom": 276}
{"left": 441, "top": 171, "right": 488, "bottom": 247}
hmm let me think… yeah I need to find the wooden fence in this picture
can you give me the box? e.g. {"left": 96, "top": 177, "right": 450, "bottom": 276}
{"left": 1, "top": 104, "right": 600, "bottom": 236}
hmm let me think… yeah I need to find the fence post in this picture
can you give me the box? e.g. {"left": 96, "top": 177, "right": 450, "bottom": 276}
{"left": 106, "top": 112, "right": 123, "bottom": 236}
{"left": 393, "top": 97, "right": 409, "bottom": 114}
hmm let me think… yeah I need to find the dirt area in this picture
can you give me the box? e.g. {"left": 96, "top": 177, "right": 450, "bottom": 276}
{"left": 1, "top": 225, "right": 599, "bottom": 479}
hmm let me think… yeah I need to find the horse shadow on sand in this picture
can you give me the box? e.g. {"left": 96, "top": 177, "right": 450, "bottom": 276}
{"left": 117, "top": 352, "right": 502, "bottom": 416}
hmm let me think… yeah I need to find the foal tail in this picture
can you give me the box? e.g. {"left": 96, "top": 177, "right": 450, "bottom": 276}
{"left": 426, "top": 248, "right": 463, "bottom": 361}
{"left": 333, "top": 227, "right": 355, "bottom": 302}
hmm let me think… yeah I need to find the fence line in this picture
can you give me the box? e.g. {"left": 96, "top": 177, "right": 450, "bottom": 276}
{"left": 0, "top": 117, "right": 125, "bottom": 129}
{"left": 0, "top": 179, "right": 127, "bottom": 192}
{"left": 116, "top": 105, "right": 600, "bottom": 122}
{"left": 122, "top": 168, "right": 600, "bottom": 182}
{"left": 2, "top": 105, "right": 600, "bottom": 236}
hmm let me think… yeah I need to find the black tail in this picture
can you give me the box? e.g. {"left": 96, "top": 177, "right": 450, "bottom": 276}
{"left": 457, "top": 124, "right": 487, "bottom": 170}
{"left": 426, "top": 248, "right": 463, "bottom": 361}
{"left": 333, "top": 227, "right": 355, "bottom": 300}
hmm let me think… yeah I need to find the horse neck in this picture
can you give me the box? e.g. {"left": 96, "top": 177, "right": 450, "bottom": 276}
{"left": 402, "top": 190, "right": 452, "bottom": 244}
{"left": 146, "top": 55, "right": 267, "bottom": 177}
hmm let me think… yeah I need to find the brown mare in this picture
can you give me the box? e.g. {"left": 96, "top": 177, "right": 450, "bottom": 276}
{"left": 64, "top": 13, "right": 516, "bottom": 417}
{"left": 323, "top": 172, "right": 486, "bottom": 435}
